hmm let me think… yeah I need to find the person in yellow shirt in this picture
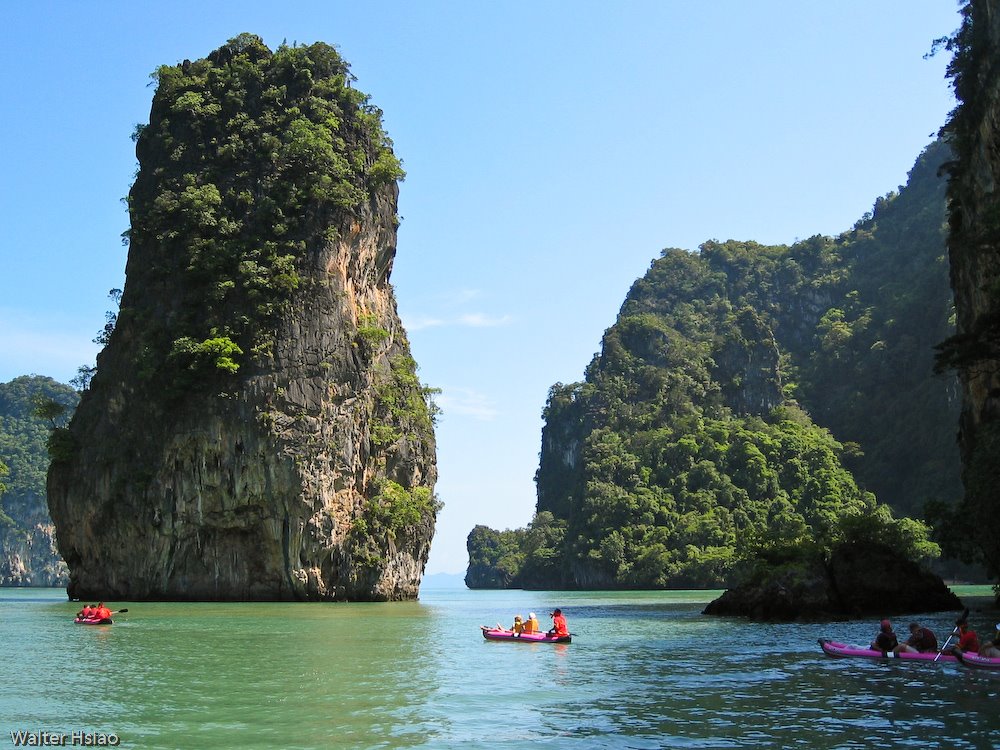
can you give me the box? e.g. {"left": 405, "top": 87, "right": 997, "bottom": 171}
{"left": 482, "top": 614, "right": 525, "bottom": 634}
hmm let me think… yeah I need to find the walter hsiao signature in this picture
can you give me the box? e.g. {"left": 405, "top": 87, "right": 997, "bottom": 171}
{"left": 9, "top": 730, "right": 121, "bottom": 747}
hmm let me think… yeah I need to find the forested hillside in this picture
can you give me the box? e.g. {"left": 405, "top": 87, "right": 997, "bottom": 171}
{"left": 0, "top": 375, "right": 78, "bottom": 585}
{"left": 468, "top": 141, "right": 959, "bottom": 589}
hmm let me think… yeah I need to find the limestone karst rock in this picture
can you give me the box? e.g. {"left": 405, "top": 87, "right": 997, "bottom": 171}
{"left": 47, "top": 35, "right": 437, "bottom": 601}
{"left": 937, "top": 0, "right": 1000, "bottom": 583}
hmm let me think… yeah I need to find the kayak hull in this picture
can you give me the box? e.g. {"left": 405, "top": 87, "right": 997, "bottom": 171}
{"left": 482, "top": 628, "right": 570, "bottom": 644}
{"left": 818, "top": 638, "right": 957, "bottom": 663}
{"left": 954, "top": 650, "right": 1000, "bottom": 670}
{"left": 74, "top": 617, "right": 113, "bottom": 625}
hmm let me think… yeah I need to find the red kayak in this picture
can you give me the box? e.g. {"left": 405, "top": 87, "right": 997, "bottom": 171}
{"left": 819, "top": 638, "right": 957, "bottom": 663}
{"left": 74, "top": 617, "right": 113, "bottom": 625}
{"left": 482, "top": 627, "right": 571, "bottom": 644}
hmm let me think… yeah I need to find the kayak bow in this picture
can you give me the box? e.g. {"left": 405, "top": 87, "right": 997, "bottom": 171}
{"left": 954, "top": 650, "right": 1000, "bottom": 670}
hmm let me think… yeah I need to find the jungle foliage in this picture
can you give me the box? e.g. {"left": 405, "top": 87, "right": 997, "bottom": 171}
{"left": 468, "top": 141, "right": 959, "bottom": 589}
{"left": 120, "top": 33, "right": 404, "bottom": 390}
{"left": 0, "top": 376, "right": 79, "bottom": 534}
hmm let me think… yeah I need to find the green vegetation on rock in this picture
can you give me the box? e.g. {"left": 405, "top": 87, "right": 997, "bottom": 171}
{"left": 0, "top": 376, "right": 78, "bottom": 585}
{"left": 468, "top": 141, "right": 958, "bottom": 590}
{"left": 123, "top": 33, "right": 404, "bottom": 390}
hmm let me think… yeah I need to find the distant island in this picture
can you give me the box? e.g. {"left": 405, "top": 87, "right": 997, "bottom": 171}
{"left": 420, "top": 572, "right": 467, "bottom": 589}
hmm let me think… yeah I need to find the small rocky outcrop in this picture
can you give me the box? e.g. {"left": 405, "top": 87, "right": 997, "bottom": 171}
{"left": 46, "top": 35, "right": 437, "bottom": 602}
{"left": 703, "top": 542, "right": 962, "bottom": 621}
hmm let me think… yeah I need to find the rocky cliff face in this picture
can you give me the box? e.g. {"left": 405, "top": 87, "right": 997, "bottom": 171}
{"left": 0, "top": 526, "right": 66, "bottom": 587}
{"left": 47, "top": 35, "right": 437, "bottom": 601}
{"left": 939, "top": 0, "right": 1000, "bottom": 579}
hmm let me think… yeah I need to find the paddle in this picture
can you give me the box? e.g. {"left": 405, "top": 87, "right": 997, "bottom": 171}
{"left": 934, "top": 607, "right": 969, "bottom": 662}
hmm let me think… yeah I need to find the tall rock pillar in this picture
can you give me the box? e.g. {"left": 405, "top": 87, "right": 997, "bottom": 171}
{"left": 47, "top": 35, "right": 438, "bottom": 601}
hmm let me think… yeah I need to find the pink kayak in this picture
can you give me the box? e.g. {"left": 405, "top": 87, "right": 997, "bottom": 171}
{"left": 482, "top": 628, "right": 571, "bottom": 644}
{"left": 74, "top": 617, "right": 113, "bottom": 625}
{"left": 819, "top": 638, "right": 957, "bottom": 663}
{"left": 954, "top": 650, "right": 1000, "bottom": 670}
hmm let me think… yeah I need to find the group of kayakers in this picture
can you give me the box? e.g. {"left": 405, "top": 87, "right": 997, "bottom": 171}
{"left": 76, "top": 602, "right": 113, "bottom": 621}
{"left": 483, "top": 608, "right": 569, "bottom": 637}
{"left": 871, "top": 615, "right": 1000, "bottom": 658}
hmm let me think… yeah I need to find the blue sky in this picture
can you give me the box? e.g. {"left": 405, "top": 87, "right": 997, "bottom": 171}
{"left": 1, "top": 2, "right": 960, "bottom": 574}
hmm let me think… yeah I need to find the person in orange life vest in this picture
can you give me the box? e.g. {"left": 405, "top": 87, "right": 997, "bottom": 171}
{"left": 523, "top": 612, "right": 540, "bottom": 634}
{"left": 895, "top": 622, "right": 938, "bottom": 654}
{"left": 870, "top": 619, "right": 897, "bottom": 652}
{"left": 548, "top": 608, "right": 569, "bottom": 637}
{"left": 948, "top": 618, "right": 979, "bottom": 654}
{"left": 76, "top": 604, "right": 94, "bottom": 619}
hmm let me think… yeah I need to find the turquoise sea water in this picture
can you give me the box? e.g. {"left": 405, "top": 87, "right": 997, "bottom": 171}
{"left": 3, "top": 586, "right": 999, "bottom": 749}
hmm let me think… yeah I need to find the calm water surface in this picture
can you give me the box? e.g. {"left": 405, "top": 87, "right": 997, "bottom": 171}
{"left": 2, "top": 586, "right": 998, "bottom": 749}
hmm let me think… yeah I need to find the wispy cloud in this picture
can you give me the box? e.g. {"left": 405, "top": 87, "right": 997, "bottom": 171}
{"left": 457, "top": 313, "right": 513, "bottom": 327}
{"left": 401, "top": 288, "right": 512, "bottom": 333}
{"left": 402, "top": 311, "right": 513, "bottom": 332}
{"left": 404, "top": 315, "right": 447, "bottom": 332}
{"left": 436, "top": 387, "right": 498, "bottom": 421}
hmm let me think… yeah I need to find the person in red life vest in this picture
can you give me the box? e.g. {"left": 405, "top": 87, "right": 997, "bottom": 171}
{"left": 895, "top": 622, "right": 938, "bottom": 654}
{"left": 548, "top": 608, "right": 569, "bottom": 637}
{"left": 94, "top": 602, "right": 113, "bottom": 621}
{"left": 76, "top": 604, "right": 94, "bottom": 619}
{"left": 948, "top": 618, "right": 979, "bottom": 655}
{"left": 870, "top": 619, "right": 898, "bottom": 652}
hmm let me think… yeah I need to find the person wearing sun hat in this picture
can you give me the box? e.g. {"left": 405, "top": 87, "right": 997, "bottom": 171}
{"left": 870, "top": 619, "right": 898, "bottom": 653}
